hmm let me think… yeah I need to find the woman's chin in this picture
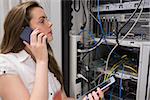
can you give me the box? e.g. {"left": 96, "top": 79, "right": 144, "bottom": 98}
{"left": 47, "top": 37, "right": 53, "bottom": 43}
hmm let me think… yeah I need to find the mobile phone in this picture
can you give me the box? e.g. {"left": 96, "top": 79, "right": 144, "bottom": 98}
{"left": 98, "top": 76, "right": 115, "bottom": 91}
{"left": 90, "top": 76, "right": 115, "bottom": 92}
{"left": 20, "top": 26, "right": 33, "bottom": 43}
{"left": 79, "top": 76, "right": 115, "bottom": 100}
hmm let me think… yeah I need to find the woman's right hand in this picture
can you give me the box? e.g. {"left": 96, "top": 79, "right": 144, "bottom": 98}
{"left": 83, "top": 88, "right": 104, "bottom": 100}
{"left": 23, "top": 28, "right": 48, "bottom": 63}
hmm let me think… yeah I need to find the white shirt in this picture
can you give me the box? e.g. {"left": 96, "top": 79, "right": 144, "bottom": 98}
{"left": 0, "top": 50, "right": 61, "bottom": 100}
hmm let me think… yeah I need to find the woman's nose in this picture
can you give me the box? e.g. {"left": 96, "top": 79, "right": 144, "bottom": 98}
{"left": 48, "top": 21, "right": 53, "bottom": 28}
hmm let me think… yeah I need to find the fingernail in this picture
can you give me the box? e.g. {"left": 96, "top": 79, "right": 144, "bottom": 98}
{"left": 23, "top": 41, "right": 26, "bottom": 44}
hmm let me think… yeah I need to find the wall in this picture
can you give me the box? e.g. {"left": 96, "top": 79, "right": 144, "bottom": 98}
{"left": 49, "top": 0, "right": 62, "bottom": 70}
{"left": 0, "top": 0, "right": 20, "bottom": 43}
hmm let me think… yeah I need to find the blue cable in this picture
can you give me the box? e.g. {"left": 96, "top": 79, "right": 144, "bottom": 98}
{"left": 119, "top": 65, "right": 124, "bottom": 99}
{"left": 97, "top": 0, "right": 105, "bottom": 35}
{"left": 97, "top": 0, "right": 115, "bottom": 37}
{"left": 88, "top": 31, "right": 97, "bottom": 46}
{"left": 79, "top": 30, "right": 97, "bottom": 47}
{"left": 109, "top": 84, "right": 115, "bottom": 100}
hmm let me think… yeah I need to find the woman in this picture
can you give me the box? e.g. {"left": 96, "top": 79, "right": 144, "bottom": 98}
{"left": 0, "top": 1, "right": 103, "bottom": 100}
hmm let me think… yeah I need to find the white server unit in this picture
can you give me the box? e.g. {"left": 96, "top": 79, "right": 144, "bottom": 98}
{"left": 70, "top": 0, "right": 150, "bottom": 99}
{"left": 69, "top": 34, "right": 150, "bottom": 100}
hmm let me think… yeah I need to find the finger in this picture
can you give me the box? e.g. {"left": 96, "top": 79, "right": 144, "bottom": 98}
{"left": 103, "top": 87, "right": 109, "bottom": 93}
{"left": 42, "top": 35, "right": 47, "bottom": 44}
{"left": 83, "top": 96, "right": 88, "bottom": 100}
{"left": 92, "top": 91, "right": 99, "bottom": 100}
{"left": 97, "top": 88, "right": 104, "bottom": 98}
{"left": 30, "top": 29, "right": 39, "bottom": 44}
{"left": 88, "top": 93, "right": 93, "bottom": 100}
{"left": 37, "top": 33, "right": 45, "bottom": 44}
{"left": 23, "top": 41, "right": 31, "bottom": 49}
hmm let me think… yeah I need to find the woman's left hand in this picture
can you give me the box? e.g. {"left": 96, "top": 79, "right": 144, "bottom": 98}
{"left": 83, "top": 88, "right": 104, "bottom": 100}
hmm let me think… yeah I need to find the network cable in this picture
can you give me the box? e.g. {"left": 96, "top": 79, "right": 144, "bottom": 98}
{"left": 78, "top": 30, "right": 97, "bottom": 46}
{"left": 116, "top": 0, "right": 143, "bottom": 45}
{"left": 119, "top": 65, "right": 124, "bottom": 99}
{"left": 104, "top": 0, "right": 144, "bottom": 81}
{"left": 77, "top": 0, "right": 105, "bottom": 54}
{"left": 78, "top": 35, "right": 103, "bottom": 53}
{"left": 106, "top": 56, "right": 138, "bottom": 80}
{"left": 81, "top": 0, "right": 117, "bottom": 55}
{"left": 77, "top": 0, "right": 108, "bottom": 54}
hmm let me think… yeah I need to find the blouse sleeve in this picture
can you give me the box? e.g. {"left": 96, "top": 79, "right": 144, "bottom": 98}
{"left": 0, "top": 56, "right": 18, "bottom": 76}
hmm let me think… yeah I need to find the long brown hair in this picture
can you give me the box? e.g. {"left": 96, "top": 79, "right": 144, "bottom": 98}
{"left": 0, "top": 1, "right": 63, "bottom": 87}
